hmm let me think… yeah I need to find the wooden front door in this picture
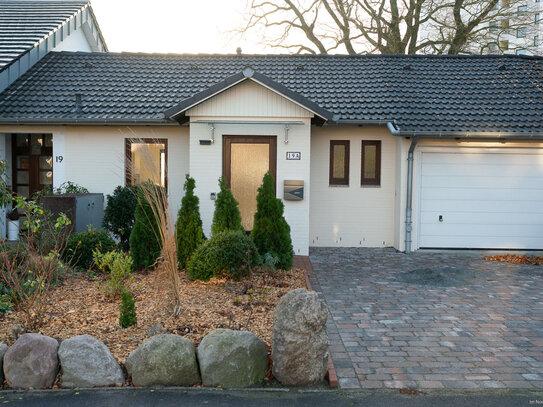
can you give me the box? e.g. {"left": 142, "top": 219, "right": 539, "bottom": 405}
{"left": 12, "top": 134, "right": 53, "bottom": 198}
{"left": 223, "top": 136, "right": 277, "bottom": 231}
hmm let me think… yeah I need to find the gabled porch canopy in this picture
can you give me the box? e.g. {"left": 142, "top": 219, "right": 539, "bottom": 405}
{"left": 163, "top": 67, "right": 335, "bottom": 126}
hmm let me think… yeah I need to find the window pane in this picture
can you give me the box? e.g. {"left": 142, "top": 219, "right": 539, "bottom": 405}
{"left": 15, "top": 135, "right": 29, "bottom": 147}
{"left": 130, "top": 142, "right": 166, "bottom": 187}
{"left": 43, "top": 135, "right": 53, "bottom": 148}
{"left": 17, "top": 186, "right": 29, "bottom": 197}
{"left": 30, "top": 134, "right": 42, "bottom": 155}
{"left": 364, "top": 145, "right": 377, "bottom": 179}
{"left": 16, "top": 156, "right": 29, "bottom": 170}
{"left": 332, "top": 145, "right": 345, "bottom": 179}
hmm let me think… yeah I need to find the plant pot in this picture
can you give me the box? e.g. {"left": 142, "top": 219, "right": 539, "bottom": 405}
{"left": 7, "top": 219, "right": 19, "bottom": 241}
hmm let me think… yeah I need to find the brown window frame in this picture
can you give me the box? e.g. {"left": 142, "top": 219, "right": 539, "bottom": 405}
{"left": 361, "top": 140, "right": 381, "bottom": 186}
{"left": 125, "top": 138, "right": 168, "bottom": 188}
{"left": 329, "top": 140, "right": 350, "bottom": 186}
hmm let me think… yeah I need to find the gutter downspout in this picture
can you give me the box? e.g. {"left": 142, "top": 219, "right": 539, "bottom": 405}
{"left": 405, "top": 136, "right": 419, "bottom": 254}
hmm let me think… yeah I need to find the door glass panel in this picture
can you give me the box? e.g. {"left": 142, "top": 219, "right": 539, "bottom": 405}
{"left": 17, "top": 156, "right": 29, "bottom": 170}
{"left": 15, "top": 134, "right": 28, "bottom": 147}
{"left": 43, "top": 135, "right": 53, "bottom": 148}
{"left": 17, "top": 186, "right": 29, "bottom": 197}
{"left": 16, "top": 171, "right": 29, "bottom": 184}
{"left": 39, "top": 156, "right": 53, "bottom": 170}
{"left": 30, "top": 134, "right": 42, "bottom": 155}
{"left": 230, "top": 143, "right": 270, "bottom": 231}
{"left": 39, "top": 171, "right": 53, "bottom": 185}
{"left": 363, "top": 145, "right": 377, "bottom": 179}
{"left": 332, "top": 144, "right": 346, "bottom": 179}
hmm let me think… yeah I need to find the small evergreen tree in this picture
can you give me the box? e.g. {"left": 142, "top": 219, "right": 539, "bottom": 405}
{"left": 119, "top": 289, "right": 137, "bottom": 328}
{"left": 103, "top": 185, "right": 138, "bottom": 251}
{"left": 211, "top": 176, "right": 243, "bottom": 236}
{"left": 251, "top": 172, "right": 294, "bottom": 270}
{"left": 129, "top": 184, "right": 162, "bottom": 270}
{"left": 176, "top": 174, "right": 205, "bottom": 269}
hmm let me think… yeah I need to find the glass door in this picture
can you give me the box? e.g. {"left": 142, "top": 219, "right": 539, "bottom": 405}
{"left": 12, "top": 134, "right": 53, "bottom": 198}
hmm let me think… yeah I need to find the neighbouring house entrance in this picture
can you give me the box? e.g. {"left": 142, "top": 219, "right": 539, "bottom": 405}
{"left": 11, "top": 134, "right": 53, "bottom": 198}
{"left": 223, "top": 135, "right": 277, "bottom": 231}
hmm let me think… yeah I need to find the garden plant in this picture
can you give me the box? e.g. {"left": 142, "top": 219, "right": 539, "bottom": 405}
{"left": 211, "top": 177, "right": 243, "bottom": 236}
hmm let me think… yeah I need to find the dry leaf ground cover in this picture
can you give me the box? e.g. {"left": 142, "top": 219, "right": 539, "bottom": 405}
{"left": 484, "top": 254, "right": 543, "bottom": 265}
{"left": 0, "top": 267, "right": 306, "bottom": 364}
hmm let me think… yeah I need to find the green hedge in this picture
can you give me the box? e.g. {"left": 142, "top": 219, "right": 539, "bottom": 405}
{"left": 64, "top": 228, "right": 116, "bottom": 271}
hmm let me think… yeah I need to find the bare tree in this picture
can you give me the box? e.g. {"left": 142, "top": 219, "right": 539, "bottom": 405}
{"left": 239, "top": 0, "right": 539, "bottom": 54}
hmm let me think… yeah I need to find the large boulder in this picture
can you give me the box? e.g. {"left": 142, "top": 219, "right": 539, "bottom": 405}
{"left": 58, "top": 335, "right": 124, "bottom": 388}
{"left": 0, "top": 343, "right": 7, "bottom": 383}
{"left": 125, "top": 334, "right": 199, "bottom": 386}
{"left": 272, "top": 288, "right": 328, "bottom": 386}
{"left": 3, "top": 333, "right": 59, "bottom": 389}
{"left": 197, "top": 329, "right": 268, "bottom": 388}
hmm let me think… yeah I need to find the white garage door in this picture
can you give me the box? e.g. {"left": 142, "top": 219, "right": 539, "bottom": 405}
{"left": 419, "top": 149, "right": 543, "bottom": 249}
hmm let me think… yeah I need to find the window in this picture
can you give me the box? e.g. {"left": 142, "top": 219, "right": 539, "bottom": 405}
{"left": 517, "top": 27, "right": 527, "bottom": 38}
{"left": 501, "top": 19, "right": 510, "bottom": 29}
{"left": 536, "top": 13, "right": 541, "bottom": 23}
{"left": 489, "top": 21, "right": 499, "bottom": 32}
{"left": 361, "top": 140, "right": 381, "bottom": 186}
{"left": 329, "top": 140, "right": 349, "bottom": 185}
{"left": 500, "top": 39, "right": 509, "bottom": 49}
{"left": 535, "top": 35, "right": 540, "bottom": 46}
{"left": 489, "top": 42, "right": 498, "bottom": 52}
{"left": 517, "top": 5, "right": 528, "bottom": 15}
{"left": 516, "top": 49, "right": 527, "bottom": 55}
{"left": 125, "top": 138, "right": 167, "bottom": 187}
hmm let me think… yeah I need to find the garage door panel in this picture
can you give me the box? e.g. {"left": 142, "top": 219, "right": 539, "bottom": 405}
{"left": 420, "top": 211, "right": 543, "bottom": 225}
{"left": 420, "top": 223, "right": 543, "bottom": 238}
{"left": 419, "top": 234, "right": 543, "bottom": 249}
{"left": 421, "top": 199, "right": 543, "bottom": 213}
{"left": 421, "top": 163, "right": 539, "bottom": 178}
{"left": 421, "top": 187, "right": 543, "bottom": 201}
{"left": 418, "top": 150, "right": 543, "bottom": 249}
{"left": 421, "top": 175, "right": 542, "bottom": 190}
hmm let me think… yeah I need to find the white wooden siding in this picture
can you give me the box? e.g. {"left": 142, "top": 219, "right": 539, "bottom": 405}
{"left": 186, "top": 80, "right": 314, "bottom": 119}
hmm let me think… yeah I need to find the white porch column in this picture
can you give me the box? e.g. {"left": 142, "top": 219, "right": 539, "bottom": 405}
{"left": 0, "top": 133, "right": 7, "bottom": 239}
{"left": 52, "top": 130, "right": 67, "bottom": 189}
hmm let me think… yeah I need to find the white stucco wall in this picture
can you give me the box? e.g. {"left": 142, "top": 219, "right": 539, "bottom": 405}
{"left": 0, "top": 125, "right": 190, "bottom": 219}
{"left": 309, "top": 125, "right": 398, "bottom": 248}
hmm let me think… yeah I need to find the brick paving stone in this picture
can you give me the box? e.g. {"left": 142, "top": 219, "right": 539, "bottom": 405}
{"left": 310, "top": 248, "right": 543, "bottom": 390}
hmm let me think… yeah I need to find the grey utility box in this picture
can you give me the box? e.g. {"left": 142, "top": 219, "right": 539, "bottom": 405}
{"left": 284, "top": 180, "right": 304, "bottom": 201}
{"left": 41, "top": 193, "right": 104, "bottom": 233}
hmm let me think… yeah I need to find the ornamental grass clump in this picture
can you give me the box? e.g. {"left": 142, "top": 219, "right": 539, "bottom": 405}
{"left": 211, "top": 176, "right": 244, "bottom": 236}
{"left": 251, "top": 172, "right": 294, "bottom": 270}
{"left": 176, "top": 175, "right": 205, "bottom": 269}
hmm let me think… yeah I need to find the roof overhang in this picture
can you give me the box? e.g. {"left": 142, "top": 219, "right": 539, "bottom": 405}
{"left": 163, "top": 68, "right": 334, "bottom": 125}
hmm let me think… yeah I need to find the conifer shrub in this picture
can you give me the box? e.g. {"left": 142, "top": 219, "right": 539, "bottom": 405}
{"left": 119, "top": 289, "right": 137, "bottom": 328}
{"left": 251, "top": 172, "right": 294, "bottom": 270}
{"left": 186, "top": 230, "right": 261, "bottom": 281}
{"left": 64, "top": 228, "right": 116, "bottom": 271}
{"left": 176, "top": 175, "right": 205, "bottom": 269}
{"left": 129, "top": 183, "right": 163, "bottom": 270}
{"left": 103, "top": 185, "right": 138, "bottom": 251}
{"left": 211, "top": 176, "right": 244, "bottom": 236}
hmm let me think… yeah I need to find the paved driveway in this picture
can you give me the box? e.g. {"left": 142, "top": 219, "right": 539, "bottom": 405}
{"left": 308, "top": 248, "right": 543, "bottom": 390}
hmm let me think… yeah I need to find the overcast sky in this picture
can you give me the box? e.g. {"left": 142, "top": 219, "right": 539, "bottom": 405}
{"left": 90, "top": 0, "right": 270, "bottom": 54}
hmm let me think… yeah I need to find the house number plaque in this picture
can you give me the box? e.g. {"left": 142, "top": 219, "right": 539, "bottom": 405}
{"left": 286, "top": 152, "right": 301, "bottom": 160}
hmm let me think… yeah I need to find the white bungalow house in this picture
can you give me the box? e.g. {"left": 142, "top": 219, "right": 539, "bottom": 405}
{"left": 1, "top": 1, "right": 542, "bottom": 255}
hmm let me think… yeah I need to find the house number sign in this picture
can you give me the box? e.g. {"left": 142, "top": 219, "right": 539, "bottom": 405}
{"left": 286, "top": 152, "right": 301, "bottom": 160}
{"left": 55, "top": 156, "right": 64, "bottom": 163}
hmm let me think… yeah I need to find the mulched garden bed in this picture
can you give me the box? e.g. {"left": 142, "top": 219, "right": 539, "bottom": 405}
{"left": 484, "top": 254, "right": 543, "bottom": 265}
{"left": 0, "top": 267, "right": 306, "bottom": 364}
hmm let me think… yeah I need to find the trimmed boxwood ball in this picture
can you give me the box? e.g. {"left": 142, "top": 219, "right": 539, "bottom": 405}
{"left": 103, "top": 185, "right": 138, "bottom": 251}
{"left": 129, "top": 184, "right": 163, "bottom": 270}
{"left": 211, "top": 176, "right": 244, "bottom": 236}
{"left": 251, "top": 172, "right": 294, "bottom": 270}
{"left": 186, "top": 231, "right": 261, "bottom": 281}
{"left": 176, "top": 175, "right": 205, "bottom": 270}
{"left": 64, "top": 228, "right": 116, "bottom": 270}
